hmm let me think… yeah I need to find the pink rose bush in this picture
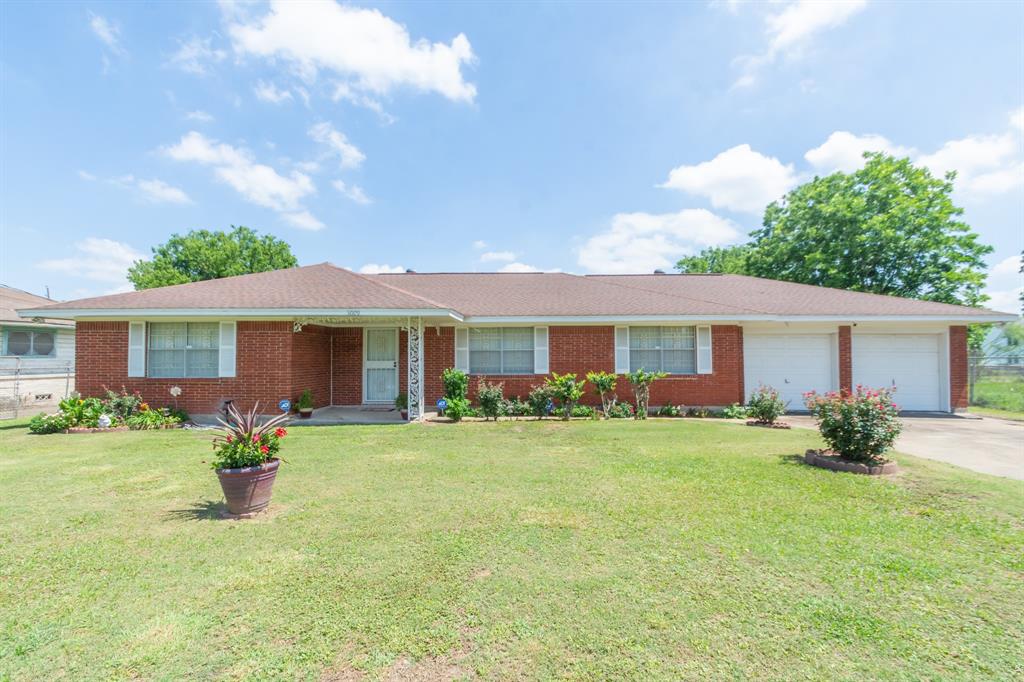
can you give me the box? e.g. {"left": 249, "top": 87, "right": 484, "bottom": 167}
{"left": 804, "top": 386, "right": 902, "bottom": 463}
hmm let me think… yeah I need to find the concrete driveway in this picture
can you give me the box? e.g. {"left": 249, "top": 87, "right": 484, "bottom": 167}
{"left": 786, "top": 414, "right": 1024, "bottom": 480}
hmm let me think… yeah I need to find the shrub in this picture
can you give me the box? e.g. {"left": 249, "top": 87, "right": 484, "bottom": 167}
{"left": 545, "top": 373, "right": 586, "bottom": 421}
{"left": 101, "top": 387, "right": 143, "bottom": 421}
{"left": 442, "top": 368, "right": 469, "bottom": 401}
{"left": 394, "top": 392, "right": 408, "bottom": 411}
{"left": 211, "top": 402, "right": 290, "bottom": 470}
{"left": 296, "top": 389, "right": 314, "bottom": 411}
{"left": 722, "top": 403, "right": 748, "bottom": 419}
{"left": 747, "top": 385, "right": 785, "bottom": 424}
{"left": 477, "top": 379, "right": 504, "bottom": 420}
{"left": 501, "top": 397, "right": 531, "bottom": 417}
{"left": 126, "top": 407, "right": 181, "bottom": 430}
{"left": 686, "top": 406, "right": 710, "bottom": 418}
{"left": 605, "top": 401, "right": 635, "bottom": 419}
{"left": 444, "top": 396, "right": 472, "bottom": 422}
{"left": 626, "top": 369, "right": 667, "bottom": 420}
{"left": 527, "top": 385, "right": 554, "bottom": 419}
{"left": 553, "top": 404, "right": 597, "bottom": 419}
{"left": 29, "top": 413, "right": 68, "bottom": 434}
{"left": 586, "top": 371, "right": 617, "bottom": 416}
{"left": 655, "top": 404, "right": 682, "bottom": 417}
{"left": 58, "top": 396, "right": 104, "bottom": 427}
{"left": 805, "top": 386, "right": 902, "bottom": 462}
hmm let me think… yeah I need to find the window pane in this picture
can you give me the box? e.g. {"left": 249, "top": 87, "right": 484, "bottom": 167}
{"left": 662, "top": 349, "right": 695, "bottom": 374}
{"left": 469, "top": 328, "right": 501, "bottom": 351}
{"left": 7, "top": 331, "right": 30, "bottom": 355}
{"left": 662, "top": 326, "right": 695, "bottom": 350}
{"left": 31, "top": 332, "right": 55, "bottom": 356}
{"left": 187, "top": 323, "right": 219, "bottom": 350}
{"left": 629, "top": 327, "right": 659, "bottom": 350}
{"left": 630, "top": 350, "right": 660, "bottom": 372}
{"left": 502, "top": 327, "right": 533, "bottom": 351}
{"left": 148, "top": 349, "right": 185, "bottom": 377}
{"left": 186, "top": 349, "right": 219, "bottom": 377}
{"left": 470, "top": 350, "right": 501, "bottom": 374}
{"left": 503, "top": 350, "right": 534, "bottom": 374}
{"left": 149, "top": 323, "right": 186, "bottom": 350}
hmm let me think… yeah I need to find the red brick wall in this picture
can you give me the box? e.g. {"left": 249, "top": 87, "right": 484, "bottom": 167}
{"left": 424, "top": 326, "right": 454, "bottom": 406}
{"left": 838, "top": 325, "right": 852, "bottom": 393}
{"left": 331, "top": 328, "right": 363, "bottom": 405}
{"left": 75, "top": 321, "right": 293, "bottom": 414}
{"left": 291, "top": 325, "right": 332, "bottom": 408}
{"left": 949, "top": 325, "right": 968, "bottom": 411}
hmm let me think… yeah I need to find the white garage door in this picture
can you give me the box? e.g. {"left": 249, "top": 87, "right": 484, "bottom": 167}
{"left": 852, "top": 334, "right": 942, "bottom": 411}
{"left": 744, "top": 334, "right": 834, "bottom": 410}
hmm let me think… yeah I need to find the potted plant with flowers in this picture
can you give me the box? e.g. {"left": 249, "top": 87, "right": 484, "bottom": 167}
{"left": 212, "top": 402, "right": 290, "bottom": 517}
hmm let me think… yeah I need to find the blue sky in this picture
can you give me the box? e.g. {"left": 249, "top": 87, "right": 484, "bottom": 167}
{"left": 2, "top": 0, "right": 1022, "bottom": 311}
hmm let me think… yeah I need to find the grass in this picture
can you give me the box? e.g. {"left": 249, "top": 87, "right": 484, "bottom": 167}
{"left": 971, "top": 376, "right": 1024, "bottom": 421}
{"left": 1, "top": 419, "right": 1022, "bottom": 680}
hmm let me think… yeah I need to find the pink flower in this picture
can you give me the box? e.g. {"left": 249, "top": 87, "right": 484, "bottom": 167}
{"left": 226, "top": 435, "right": 233, "bottom": 443}
{"left": 260, "top": 445, "right": 269, "bottom": 454}
{"left": 275, "top": 427, "right": 287, "bottom": 438}
{"left": 251, "top": 433, "right": 259, "bottom": 443}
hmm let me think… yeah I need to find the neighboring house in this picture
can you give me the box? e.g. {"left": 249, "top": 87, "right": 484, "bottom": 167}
{"left": 1, "top": 285, "right": 75, "bottom": 415}
{"left": 17, "top": 263, "right": 1015, "bottom": 419}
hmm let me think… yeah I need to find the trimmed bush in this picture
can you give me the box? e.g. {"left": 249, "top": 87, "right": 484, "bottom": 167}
{"left": 747, "top": 385, "right": 785, "bottom": 424}
{"left": 805, "top": 386, "right": 902, "bottom": 462}
{"left": 586, "top": 371, "right": 617, "bottom": 416}
{"left": 626, "top": 369, "right": 667, "bottom": 420}
{"left": 29, "top": 413, "right": 69, "bottom": 434}
{"left": 477, "top": 379, "right": 504, "bottom": 421}
{"left": 444, "top": 396, "right": 472, "bottom": 422}
{"left": 527, "top": 385, "right": 554, "bottom": 419}
{"left": 546, "top": 373, "right": 587, "bottom": 421}
{"left": 442, "top": 368, "right": 469, "bottom": 401}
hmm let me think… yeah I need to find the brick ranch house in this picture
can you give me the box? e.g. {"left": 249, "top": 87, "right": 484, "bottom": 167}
{"left": 18, "top": 263, "right": 1015, "bottom": 420}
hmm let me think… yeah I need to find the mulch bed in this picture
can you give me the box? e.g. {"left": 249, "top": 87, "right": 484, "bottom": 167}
{"left": 804, "top": 449, "right": 898, "bottom": 476}
{"left": 745, "top": 420, "right": 792, "bottom": 429}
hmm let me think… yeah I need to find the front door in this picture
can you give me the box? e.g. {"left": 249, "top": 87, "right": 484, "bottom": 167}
{"left": 364, "top": 328, "right": 398, "bottom": 403}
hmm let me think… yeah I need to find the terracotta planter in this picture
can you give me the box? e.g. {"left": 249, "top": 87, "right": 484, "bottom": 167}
{"left": 298, "top": 409, "right": 313, "bottom": 419}
{"left": 216, "top": 458, "right": 280, "bottom": 515}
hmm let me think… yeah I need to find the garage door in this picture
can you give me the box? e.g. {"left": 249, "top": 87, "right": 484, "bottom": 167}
{"left": 744, "top": 334, "right": 834, "bottom": 410}
{"left": 852, "top": 334, "right": 941, "bottom": 411}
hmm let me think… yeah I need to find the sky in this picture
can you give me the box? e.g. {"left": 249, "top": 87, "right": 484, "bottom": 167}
{"left": 1, "top": 0, "right": 1022, "bottom": 313}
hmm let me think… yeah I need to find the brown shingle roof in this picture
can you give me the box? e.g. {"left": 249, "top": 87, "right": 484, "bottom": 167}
{"left": 17, "top": 264, "right": 1014, "bottom": 320}
{"left": 1, "top": 285, "right": 73, "bottom": 326}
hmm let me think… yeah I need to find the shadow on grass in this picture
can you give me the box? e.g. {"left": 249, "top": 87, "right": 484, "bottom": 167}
{"left": 778, "top": 453, "right": 808, "bottom": 467}
{"left": 166, "top": 499, "right": 228, "bottom": 521}
{"left": 0, "top": 422, "right": 29, "bottom": 431}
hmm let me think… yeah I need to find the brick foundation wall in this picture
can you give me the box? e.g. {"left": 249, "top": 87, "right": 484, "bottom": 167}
{"left": 949, "top": 325, "right": 968, "bottom": 411}
{"left": 75, "top": 321, "right": 293, "bottom": 414}
{"left": 291, "top": 325, "right": 332, "bottom": 408}
{"left": 838, "top": 325, "right": 852, "bottom": 393}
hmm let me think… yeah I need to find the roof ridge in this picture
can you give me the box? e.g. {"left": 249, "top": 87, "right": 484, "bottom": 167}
{"left": 324, "top": 263, "right": 452, "bottom": 310}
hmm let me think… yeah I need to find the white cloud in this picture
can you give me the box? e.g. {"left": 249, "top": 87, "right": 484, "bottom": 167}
{"left": 168, "top": 35, "right": 227, "bottom": 75}
{"left": 472, "top": 240, "right": 488, "bottom": 250}
{"left": 733, "top": 0, "right": 866, "bottom": 88}
{"left": 184, "top": 109, "right": 215, "bottom": 123}
{"left": 661, "top": 144, "right": 798, "bottom": 213}
{"left": 309, "top": 122, "right": 366, "bottom": 170}
{"left": 38, "top": 238, "right": 145, "bottom": 285}
{"left": 89, "top": 13, "right": 125, "bottom": 55}
{"left": 359, "top": 263, "right": 406, "bottom": 274}
{"left": 253, "top": 80, "right": 294, "bottom": 104}
{"left": 498, "top": 262, "right": 550, "bottom": 273}
{"left": 985, "top": 254, "right": 1023, "bottom": 314}
{"left": 577, "top": 208, "right": 741, "bottom": 274}
{"left": 163, "top": 131, "right": 320, "bottom": 225}
{"left": 78, "top": 170, "right": 97, "bottom": 181}
{"left": 332, "top": 82, "right": 396, "bottom": 124}
{"left": 331, "top": 179, "right": 371, "bottom": 205}
{"left": 281, "top": 210, "right": 325, "bottom": 231}
{"left": 480, "top": 251, "right": 516, "bottom": 263}
{"left": 226, "top": 0, "right": 476, "bottom": 102}
{"left": 135, "top": 178, "right": 192, "bottom": 204}
{"left": 1011, "top": 108, "right": 1024, "bottom": 133}
{"left": 917, "top": 133, "right": 1024, "bottom": 195}
{"left": 804, "top": 131, "right": 916, "bottom": 173}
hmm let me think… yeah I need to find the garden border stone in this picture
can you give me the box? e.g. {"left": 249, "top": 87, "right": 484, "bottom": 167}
{"left": 746, "top": 420, "right": 792, "bottom": 429}
{"left": 804, "top": 449, "right": 898, "bottom": 475}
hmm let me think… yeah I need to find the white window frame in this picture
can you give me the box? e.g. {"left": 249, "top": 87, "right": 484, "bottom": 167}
{"left": 468, "top": 327, "right": 536, "bottom": 375}
{"left": 1, "top": 327, "right": 56, "bottom": 357}
{"left": 146, "top": 321, "right": 221, "bottom": 379}
{"left": 627, "top": 325, "right": 698, "bottom": 375}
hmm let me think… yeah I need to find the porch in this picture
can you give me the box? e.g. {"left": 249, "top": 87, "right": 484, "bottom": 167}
{"left": 292, "top": 405, "right": 407, "bottom": 425}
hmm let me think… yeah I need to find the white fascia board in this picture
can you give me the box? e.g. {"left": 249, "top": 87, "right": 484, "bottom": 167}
{"left": 17, "top": 307, "right": 465, "bottom": 322}
{"left": 461, "top": 313, "right": 1018, "bottom": 324}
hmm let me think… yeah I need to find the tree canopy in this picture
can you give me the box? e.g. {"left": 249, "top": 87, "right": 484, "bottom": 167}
{"left": 676, "top": 153, "right": 993, "bottom": 308}
{"left": 128, "top": 226, "right": 298, "bottom": 290}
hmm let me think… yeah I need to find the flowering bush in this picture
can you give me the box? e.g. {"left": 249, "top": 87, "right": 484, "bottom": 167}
{"left": 527, "top": 385, "right": 554, "bottom": 419}
{"left": 211, "top": 402, "right": 290, "bottom": 470}
{"left": 804, "top": 386, "right": 902, "bottom": 463}
{"left": 29, "top": 413, "right": 69, "bottom": 434}
{"left": 747, "top": 385, "right": 786, "bottom": 424}
{"left": 476, "top": 379, "right": 505, "bottom": 420}
{"left": 605, "top": 401, "right": 634, "bottom": 419}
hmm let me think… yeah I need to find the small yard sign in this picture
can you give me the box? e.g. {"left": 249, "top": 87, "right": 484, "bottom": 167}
{"left": 278, "top": 399, "right": 291, "bottom": 412}
{"left": 436, "top": 398, "right": 447, "bottom": 412}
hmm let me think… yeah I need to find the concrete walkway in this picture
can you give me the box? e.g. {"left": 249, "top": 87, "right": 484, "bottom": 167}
{"left": 786, "top": 414, "right": 1024, "bottom": 481}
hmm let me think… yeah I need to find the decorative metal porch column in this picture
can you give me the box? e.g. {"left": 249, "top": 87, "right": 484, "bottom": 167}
{"left": 406, "top": 317, "right": 424, "bottom": 421}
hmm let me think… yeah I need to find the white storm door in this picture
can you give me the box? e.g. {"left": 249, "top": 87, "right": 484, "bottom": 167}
{"left": 364, "top": 328, "right": 399, "bottom": 403}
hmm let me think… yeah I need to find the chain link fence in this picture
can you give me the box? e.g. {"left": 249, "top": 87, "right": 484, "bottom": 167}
{"left": 0, "top": 359, "right": 75, "bottom": 420}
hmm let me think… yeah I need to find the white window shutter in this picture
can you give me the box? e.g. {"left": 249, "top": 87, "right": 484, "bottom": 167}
{"left": 614, "top": 326, "right": 630, "bottom": 374}
{"left": 218, "top": 321, "right": 236, "bottom": 378}
{"left": 454, "top": 327, "right": 469, "bottom": 372}
{"left": 533, "top": 326, "right": 549, "bottom": 374}
{"left": 696, "top": 325, "right": 713, "bottom": 374}
{"left": 128, "top": 322, "right": 146, "bottom": 377}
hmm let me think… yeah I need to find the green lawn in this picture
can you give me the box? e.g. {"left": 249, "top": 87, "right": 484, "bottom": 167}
{"left": 1, "top": 419, "right": 1022, "bottom": 680}
{"left": 971, "top": 376, "right": 1024, "bottom": 421}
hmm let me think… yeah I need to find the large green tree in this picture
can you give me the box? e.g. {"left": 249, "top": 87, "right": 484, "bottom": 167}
{"left": 128, "top": 226, "right": 298, "bottom": 290}
{"left": 677, "top": 153, "right": 993, "bottom": 307}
